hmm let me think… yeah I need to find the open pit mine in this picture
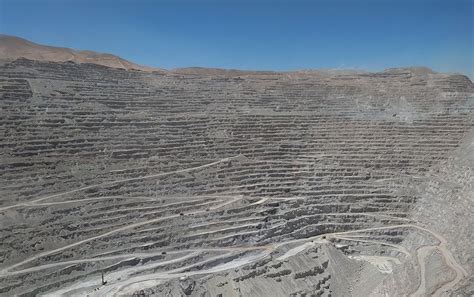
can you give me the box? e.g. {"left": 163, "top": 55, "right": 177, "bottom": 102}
{"left": 0, "top": 37, "right": 473, "bottom": 297}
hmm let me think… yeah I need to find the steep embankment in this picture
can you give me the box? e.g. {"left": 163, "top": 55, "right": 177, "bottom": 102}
{"left": 0, "top": 39, "right": 472, "bottom": 296}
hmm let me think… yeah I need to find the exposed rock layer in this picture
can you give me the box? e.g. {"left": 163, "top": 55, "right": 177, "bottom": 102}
{"left": 0, "top": 58, "right": 472, "bottom": 296}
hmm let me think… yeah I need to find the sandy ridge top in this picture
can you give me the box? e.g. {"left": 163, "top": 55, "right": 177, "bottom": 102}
{"left": 1, "top": 34, "right": 471, "bottom": 81}
{"left": 0, "top": 34, "right": 159, "bottom": 72}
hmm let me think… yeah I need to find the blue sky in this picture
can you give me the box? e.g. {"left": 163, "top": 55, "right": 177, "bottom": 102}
{"left": 0, "top": 0, "right": 472, "bottom": 77}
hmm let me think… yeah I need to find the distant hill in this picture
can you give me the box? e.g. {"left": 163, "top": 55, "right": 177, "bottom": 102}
{"left": 0, "top": 35, "right": 159, "bottom": 72}
{"left": 1, "top": 35, "right": 470, "bottom": 81}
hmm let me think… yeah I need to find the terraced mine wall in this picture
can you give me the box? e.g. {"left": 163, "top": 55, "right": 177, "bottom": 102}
{"left": 0, "top": 59, "right": 472, "bottom": 296}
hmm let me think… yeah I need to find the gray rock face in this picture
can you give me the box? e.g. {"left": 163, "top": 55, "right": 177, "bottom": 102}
{"left": 0, "top": 58, "right": 472, "bottom": 296}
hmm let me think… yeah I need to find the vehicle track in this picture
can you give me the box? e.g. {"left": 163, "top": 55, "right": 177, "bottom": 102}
{"left": 0, "top": 195, "right": 244, "bottom": 275}
{"left": 0, "top": 155, "right": 242, "bottom": 212}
